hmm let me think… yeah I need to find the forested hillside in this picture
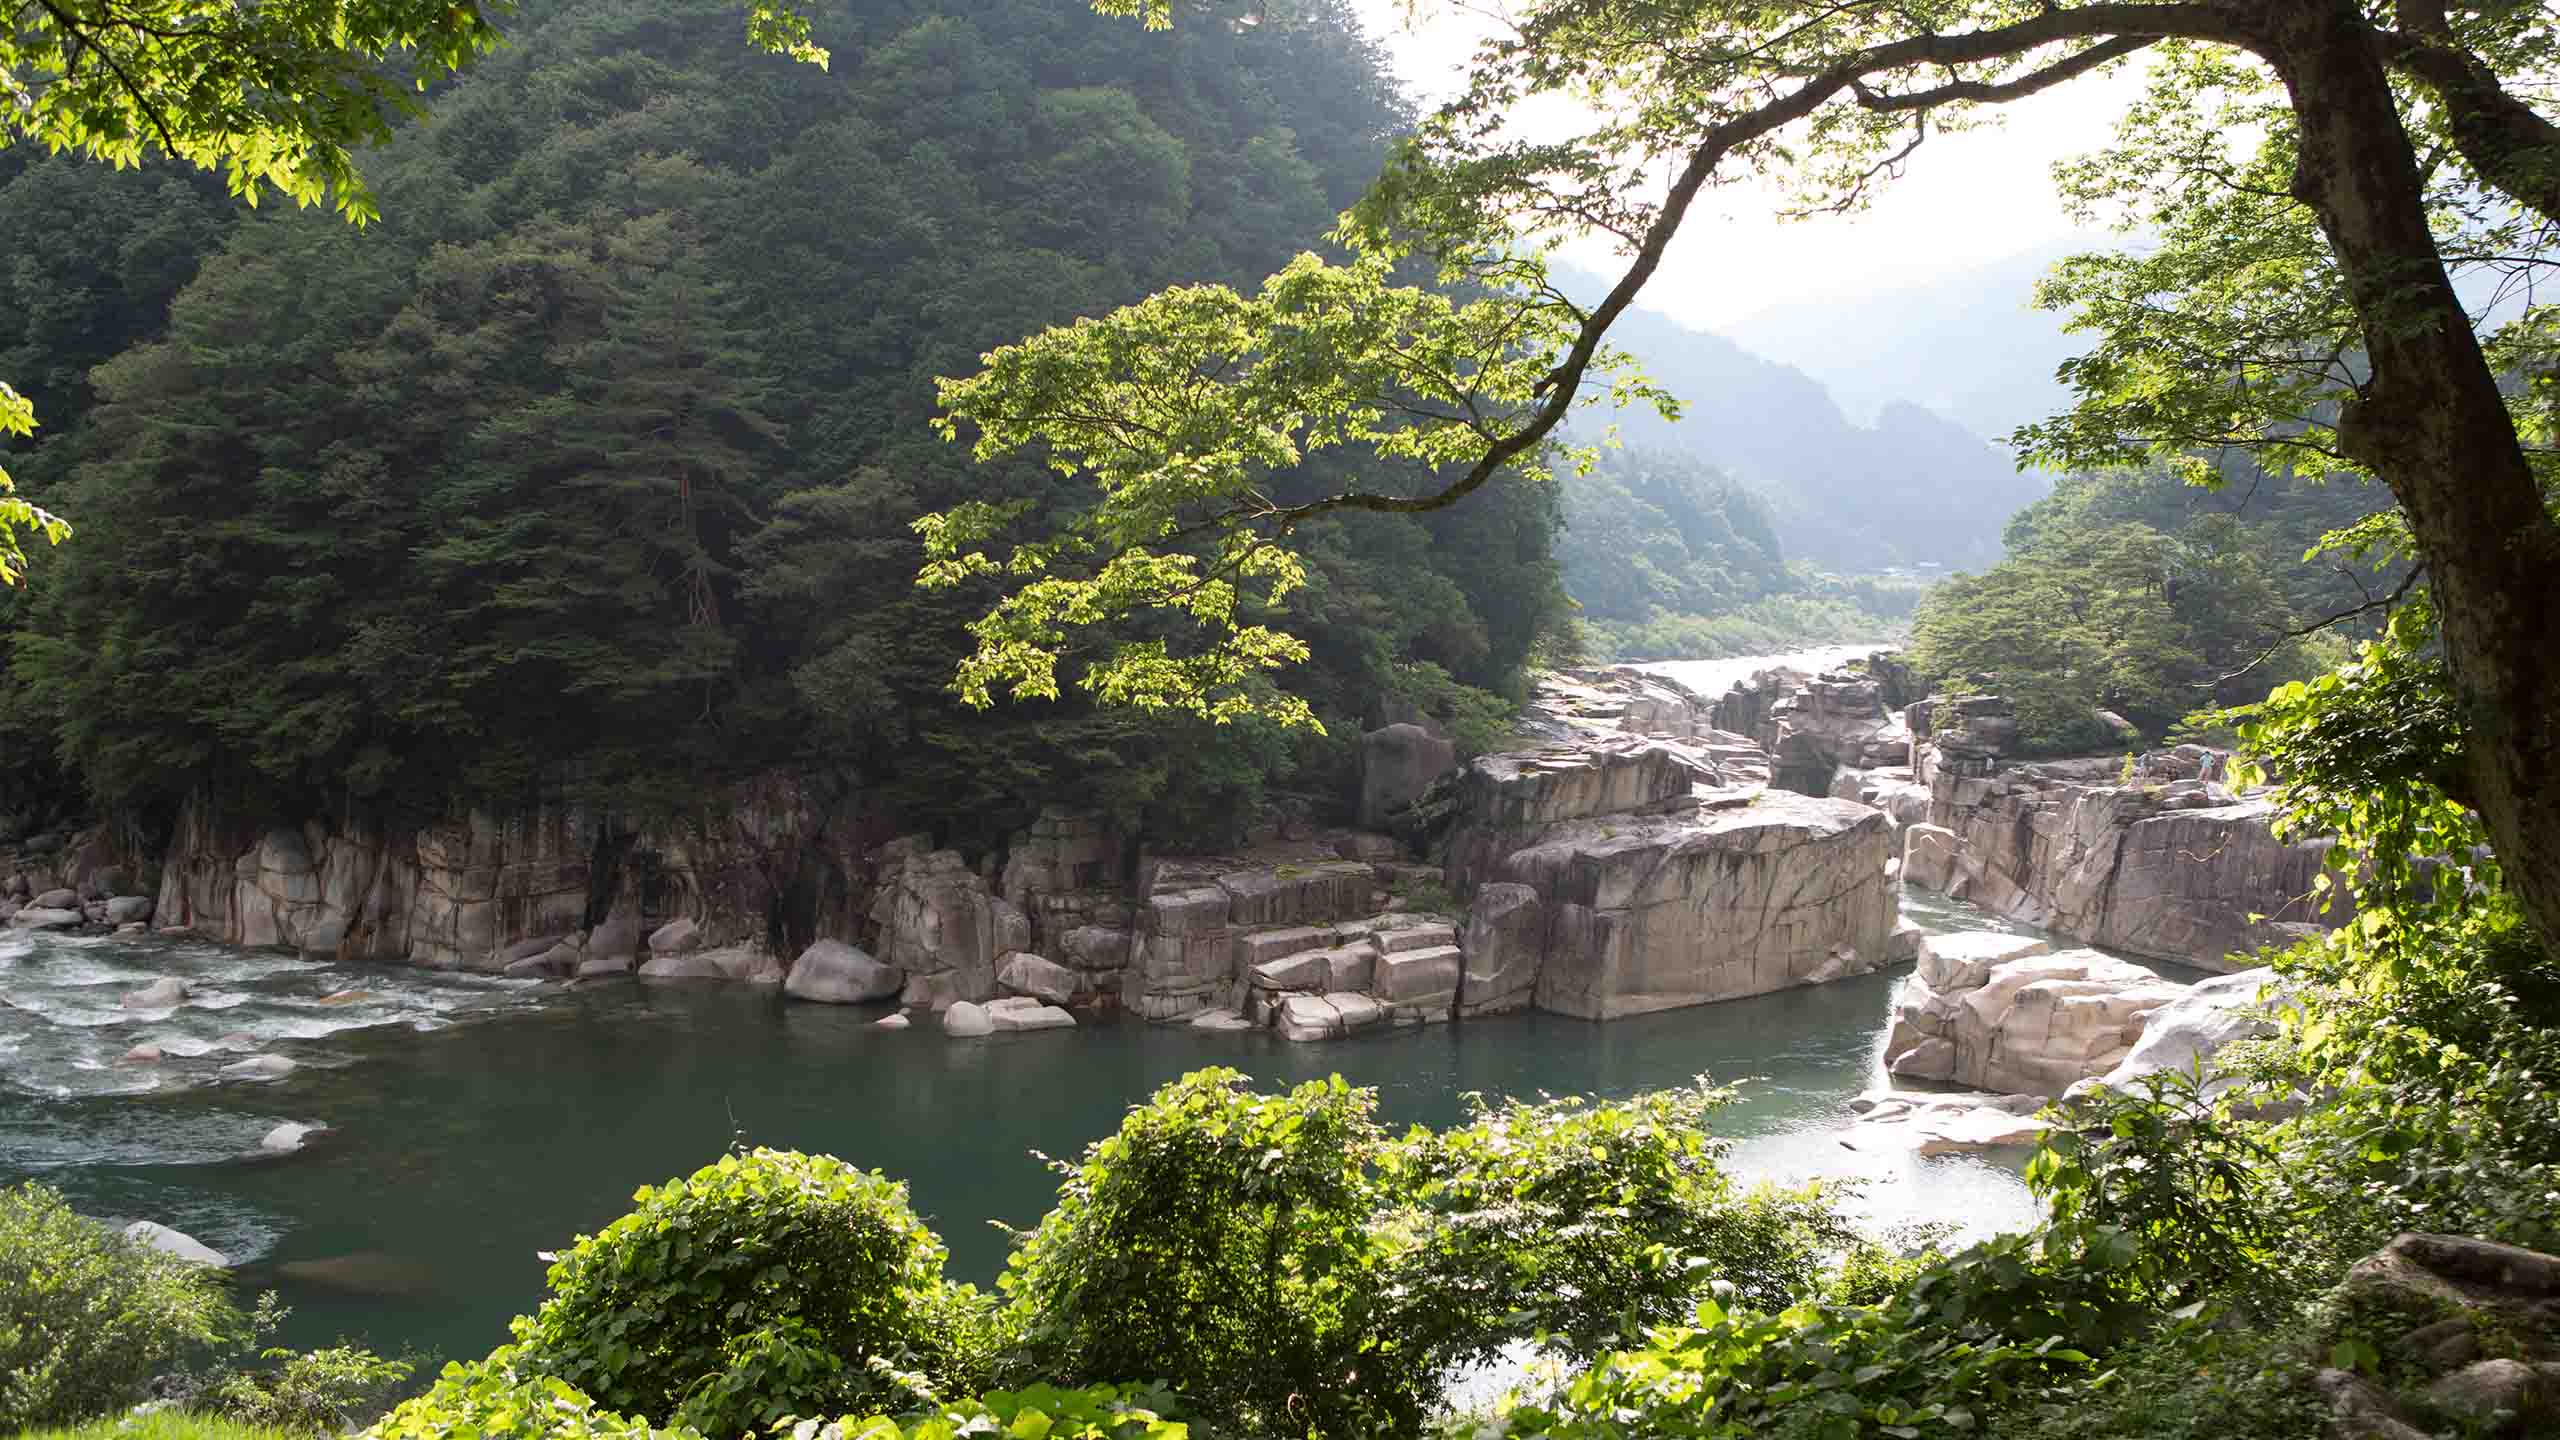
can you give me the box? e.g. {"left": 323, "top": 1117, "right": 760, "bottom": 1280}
{"left": 0, "top": 0, "right": 1570, "bottom": 849}
{"left": 1557, "top": 445, "right": 1916, "bottom": 659}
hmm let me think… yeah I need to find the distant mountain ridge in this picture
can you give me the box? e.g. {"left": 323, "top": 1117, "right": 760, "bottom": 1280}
{"left": 1563, "top": 266, "right": 2052, "bottom": 574}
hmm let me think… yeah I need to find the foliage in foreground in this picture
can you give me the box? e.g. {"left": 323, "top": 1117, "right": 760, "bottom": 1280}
{"left": 14, "top": 1412, "right": 328, "bottom": 1440}
{"left": 0, "top": 1182, "right": 242, "bottom": 1431}
{"left": 368, "top": 1073, "right": 1847, "bottom": 1440}
{"left": 503, "top": 1148, "right": 988, "bottom": 1437}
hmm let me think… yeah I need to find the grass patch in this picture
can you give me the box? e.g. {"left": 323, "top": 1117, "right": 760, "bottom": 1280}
{"left": 14, "top": 1411, "right": 321, "bottom": 1440}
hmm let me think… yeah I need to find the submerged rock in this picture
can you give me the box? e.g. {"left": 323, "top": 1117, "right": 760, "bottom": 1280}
{"left": 1840, "top": 1089, "right": 2054, "bottom": 1156}
{"left": 124, "top": 1220, "right": 227, "bottom": 1268}
{"left": 121, "top": 977, "right": 190, "bottom": 1009}
{"left": 873, "top": 1012, "right": 912, "bottom": 1030}
{"left": 118, "top": 1043, "right": 165, "bottom": 1065}
{"left": 219, "top": 1054, "right": 298, "bottom": 1082}
{"left": 260, "top": 1121, "right": 327, "bottom": 1154}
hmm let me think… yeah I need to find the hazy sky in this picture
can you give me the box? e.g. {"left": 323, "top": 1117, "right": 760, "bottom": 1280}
{"left": 1347, "top": 1, "right": 2142, "bottom": 331}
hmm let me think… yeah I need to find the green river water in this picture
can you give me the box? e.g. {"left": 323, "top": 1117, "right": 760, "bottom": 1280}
{"left": 0, "top": 890, "right": 2089, "bottom": 1364}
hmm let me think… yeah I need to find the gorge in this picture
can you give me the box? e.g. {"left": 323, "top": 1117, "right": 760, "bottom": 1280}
{"left": 1, "top": 645, "right": 2324, "bottom": 1363}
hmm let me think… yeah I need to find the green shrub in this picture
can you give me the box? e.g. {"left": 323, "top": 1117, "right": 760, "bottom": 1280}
{"left": 201, "top": 1342, "right": 414, "bottom": 1431}
{"left": 1502, "top": 1289, "right": 2085, "bottom": 1440}
{"left": 367, "top": 1350, "right": 695, "bottom": 1440}
{"left": 1380, "top": 1086, "right": 1853, "bottom": 1366}
{"left": 0, "top": 1181, "right": 243, "bottom": 1430}
{"left": 997, "top": 1070, "right": 1392, "bottom": 1437}
{"left": 822, "top": 1382, "right": 1187, "bottom": 1440}
{"left": 998, "top": 1071, "right": 1847, "bottom": 1438}
{"left": 505, "top": 1148, "right": 989, "bottom": 1437}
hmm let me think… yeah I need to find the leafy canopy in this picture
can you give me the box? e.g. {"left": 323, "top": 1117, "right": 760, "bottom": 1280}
{"left": 927, "top": 247, "right": 1659, "bottom": 731}
{"left": 0, "top": 0, "right": 824, "bottom": 580}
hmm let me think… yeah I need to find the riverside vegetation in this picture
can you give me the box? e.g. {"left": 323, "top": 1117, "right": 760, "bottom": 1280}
{"left": 6, "top": 2, "right": 2560, "bottom": 1440}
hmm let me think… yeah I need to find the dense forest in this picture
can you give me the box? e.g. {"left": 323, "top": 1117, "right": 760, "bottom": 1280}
{"left": 0, "top": 0, "right": 1574, "bottom": 850}
{"left": 1908, "top": 462, "right": 2404, "bottom": 752}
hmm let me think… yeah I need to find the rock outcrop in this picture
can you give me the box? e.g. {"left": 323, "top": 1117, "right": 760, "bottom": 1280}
{"left": 868, "top": 838, "right": 1030, "bottom": 1009}
{"left": 2315, "top": 1233, "right": 2560, "bottom": 1439}
{"left": 1360, "top": 723, "right": 1458, "bottom": 828}
{"left": 1883, "top": 936, "right": 2189, "bottom": 1095}
{"left": 1443, "top": 727, "right": 1894, "bottom": 1020}
{"left": 1908, "top": 754, "right": 2340, "bottom": 971}
{"left": 142, "top": 773, "right": 876, "bottom": 974}
{"left": 2066, "top": 966, "right": 2278, "bottom": 1101}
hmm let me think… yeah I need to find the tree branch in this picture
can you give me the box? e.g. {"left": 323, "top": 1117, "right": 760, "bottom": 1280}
{"left": 1850, "top": 34, "right": 2157, "bottom": 112}
{"left": 1261, "top": 3, "right": 2264, "bottom": 528}
{"left": 2215, "top": 564, "right": 2425, "bottom": 685}
{"left": 2377, "top": 10, "right": 2560, "bottom": 227}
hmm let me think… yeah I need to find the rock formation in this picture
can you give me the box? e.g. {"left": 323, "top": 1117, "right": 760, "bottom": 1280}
{"left": 1882, "top": 934, "right": 2193, "bottom": 1095}
{"left": 1444, "top": 722, "right": 1895, "bottom": 1019}
{"left": 1907, "top": 749, "right": 2340, "bottom": 971}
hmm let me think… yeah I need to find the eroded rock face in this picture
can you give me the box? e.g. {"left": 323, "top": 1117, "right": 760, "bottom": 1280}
{"left": 1123, "top": 858, "right": 1379, "bottom": 1023}
{"left": 1361, "top": 723, "right": 1458, "bottom": 828}
{"left": 870, "top": 839, "right": 1029, "bottom": 1010}
{"left": 1514, "top": 793, "right": 1896, "bottom": 1019}
{"left": 1884, "top": 941, "right": 2186, "bottom": 1096}
{"left": 1443, "top": 738, "right": 1714, "bottom": 895}
{"left": 2066, "top": 966, "right": 2279, "bottom": 1102}
{"left": 1710, "top": 657, "right": 1911, "bottom": 795}
{"left": 1907, "top": 754, "right": 2341, "bottom": 971}
{"left": 147, "top": 775, "right": 867, "bottom": 974}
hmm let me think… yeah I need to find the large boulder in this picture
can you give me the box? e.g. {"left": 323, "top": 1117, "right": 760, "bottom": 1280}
{"left": 783, "top": 939, "right": 901, "bottom": 1004}
{"left": 647, "top": 917, "right": 703, "bottom": 955}
{"left": 997, "top": 952, "right": 1078, "bottom": 1005}
{"left": 1901, "top": 824, "right": 1960, "bottom": 893}
{"left": 125, "top": 1221, "right": 228, "bottom": 1267}
{"left": 941, "top": 1000, "right": 995, "bottom": 1038}
{"left": 585, "top": 896, "right": 643, "bottom": 969}
{"left": 1360, "top": 723, "right": 1458, "bottom": 828}
{"left": 1885, "top": 944, "right": 2185, "bottom": 1096}
{"left": 871, "top": 841, "right": 1028, "bottom": 1009}
{"left": 32, "top": 887, "right": 77, "bottom": 910}
{"left": 8, "top": 906, "right": 81, "bottom": 930}
{"left": 103, "top": 894, "right": 155, "bottom": 926}
{"left": 1509, "top": 792, "right": 1896, "bottom": 1019}
{"left": 1459, "top": 883, "right": 1545, "bottom": 1016}
{"left": 2067, "top": 966, "right": 2279, "bottom": 1101}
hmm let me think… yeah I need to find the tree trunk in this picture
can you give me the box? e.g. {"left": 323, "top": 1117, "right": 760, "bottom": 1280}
{"left": 2267, "top": 0, "right": 2560, "bottom": 961}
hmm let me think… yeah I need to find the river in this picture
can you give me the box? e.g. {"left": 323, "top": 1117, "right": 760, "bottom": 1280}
{"left": 4, "top": 645, "right": 2086, "bottom": 1368}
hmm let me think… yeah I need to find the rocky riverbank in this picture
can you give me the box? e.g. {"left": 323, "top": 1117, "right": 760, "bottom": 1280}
{"left": 2, "top": 650, "right": 2330, "bottom": 1068}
